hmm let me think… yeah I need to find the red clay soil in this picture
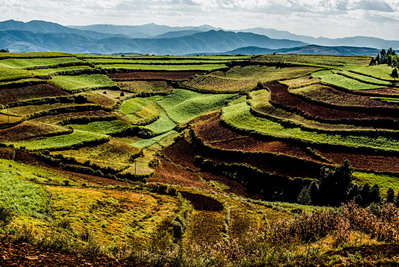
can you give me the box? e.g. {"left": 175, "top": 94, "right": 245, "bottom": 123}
{"left": 0, "top": 84, "right": 67, "bottom": 105}
{"left": 149, "top": 158, "right": 212, "bottom": 190}
{"left": 267, "top": 82, "right": 399, "bottom": 123}
{"left": 299, "top": 85, "right": 398, "bottom": 108}
{"left": 316, "top": 147, "right": 399, "bottom": 174}
{"left": 163, "top": 137, "right": 200, "bottom": 171}
{"left": 365, "top": 88, "right": 399, "bottom": 96}
{"left": 194, "top": 114, "right": 317, "bottom": 162}
{"left": 0, "top": 239, "right": 139, "bottom": 266}
{"left": 194, "top": 114, "right": 246, "bottom": 142}
{"left": 30, "top": 110, "right": 116, "bottom": 124}
{"left": 162, "top": 137, "right": 256, "bottom": 198}
{"left": 108, "top": 71, "right": 205, "bottom": 81}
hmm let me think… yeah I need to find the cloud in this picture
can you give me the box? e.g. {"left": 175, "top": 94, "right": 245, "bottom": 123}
{"left": 0, "top": 0, "right": 398, "bottom": 40}
{"left": 356, "top": 0, "right": 394, "bottom": 12}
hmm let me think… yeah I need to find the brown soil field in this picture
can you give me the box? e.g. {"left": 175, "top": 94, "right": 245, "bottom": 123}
{"left": 0, "top": 122, "right": 71, "bottom": 142}
{"left": 108, "top": 71, "right": 205, "bottom": 81}
{"left": 163, "top": 137, "right": 256, "bottom": 197}
{"left": 30, "top": 110, "right": 116, "bottom": 124}
{"left": 363, "top": 88, "right": 399, "bottom": 96}
{"left": 180, "top": 191, "right": 224, "bottom": 211}
{"left": 316, "top": 147, "right": 399, "bottom": 174}
{"left": 194, "top": 114, "right": 246, "bottom": 142}
{"left": 268, "top": 82, "right": 399, "bottom": 126}
{"left": 149, "top": 158, "right": 212, "bottom": 190}
{"left": 0, "top": 84, "right": 68, "bottom": 105}
{"left": 194, "top": 114, "right": 318, "bottom": 163}
{"left": 292, "top": 84, "right": 397, "bottom": 109}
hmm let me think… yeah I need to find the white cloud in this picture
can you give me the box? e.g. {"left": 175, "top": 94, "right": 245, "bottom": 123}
{"left": 0, "top": 0, "right": 398, "bottom": 39}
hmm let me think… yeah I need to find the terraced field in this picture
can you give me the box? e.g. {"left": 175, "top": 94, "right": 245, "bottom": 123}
{"left": 2, "top": 52, "right": 399, "bottom": 266}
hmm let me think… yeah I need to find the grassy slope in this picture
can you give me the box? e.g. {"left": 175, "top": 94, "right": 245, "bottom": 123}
{"left": 51, "top": 74, "right": 116, "bottom": 92}
{"left": 156, "top": 89, "right": 238, "bottom": 124}
{"left": 7, "top": 130, "right": 109, "bottom": 150}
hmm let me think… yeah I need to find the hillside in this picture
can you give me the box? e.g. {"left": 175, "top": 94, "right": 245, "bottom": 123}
{"left": 1, "top": 52, "right": 399, "bottom": 266}
{"left": 0, "top": 29, "right": 305, "bottom": 54}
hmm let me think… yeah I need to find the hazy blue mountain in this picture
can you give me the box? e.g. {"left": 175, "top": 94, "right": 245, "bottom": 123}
{"left": 242, "top": 27, "right": 399, "bottom": 49}
{"left": 71, "top": 23, "right": 218, "bottom": 38}
{"left": 155, "top": 30, "right": 202, "bottom": 39}
{"left": 0, "top": 20, "right": 129, "bottom": 40}
{"left": 0, "top": 29, "right": 306, "bottom": 55}
{"left": 224, "top": 45, "right": 379, "bottom": 56}
{"left": 0, "top": 30, "right": 107, "bottom": 53}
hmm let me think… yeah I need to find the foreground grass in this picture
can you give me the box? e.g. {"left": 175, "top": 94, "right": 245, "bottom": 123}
{"left": 0, "top": 161, "right": 50, "bottom": 218}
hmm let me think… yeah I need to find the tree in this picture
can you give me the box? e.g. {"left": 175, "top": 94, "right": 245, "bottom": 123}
{"left": 387, "top": 48, "right": 394, "bottom": 56}
{"left": 387, "top": 55, "right": 393, "bottom": 66}
{"left": 370, "top": 184, "right": 381, "bottom": 204}
{"left": 387, "top": 188, "right": 395, "bottom": 203}
{"left": 0, "top": 49, "right": 9, "bottom": 53}
{"left": 360, "top": 183, "right": 371, "bottom": 206}
{"left": 297, "top": 181, "right": 319, "bottom": 205}
{"left": 318, "top": 160, "right": 354, "bottom": 206}
{"left": 369, "top": 58, "right": 377, "bottom": 66}
{"left": 391, "top": 68, "right": 398, "bottom": 79}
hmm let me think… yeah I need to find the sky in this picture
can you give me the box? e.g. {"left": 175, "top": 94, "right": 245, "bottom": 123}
{"left": 0, "top": 0, "right": 399, "bottom": 39}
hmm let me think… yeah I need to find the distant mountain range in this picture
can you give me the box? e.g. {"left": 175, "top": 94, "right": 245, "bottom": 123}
{"left": 0, "top": 20, "right": 397, "bottom": 55}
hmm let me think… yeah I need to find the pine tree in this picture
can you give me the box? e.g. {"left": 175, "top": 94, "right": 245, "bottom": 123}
{"left": 392, "top": 68, "right": 398, "bottom": 79}
{"left": 360, "top": 183, "right": 371, "bottom": 206}
{"left": 370, "top": 184, "right": 381, "bottom": 204}
{"left": 387, "top": 188, "right": 395, "bottom": 203}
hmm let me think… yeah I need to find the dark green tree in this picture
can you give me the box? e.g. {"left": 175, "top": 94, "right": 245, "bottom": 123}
{"left": 387, "top": 188, "right": 395, "bottom": 203}
{"left": 370, "top": 184, "right": 381, "bottom": 204}
{"left": 392, "top": 68, "right": 398, "bottom": 79}
{"left": 360, "top": 183, "right": 371, "bottom": 206}
{"left": 318, "top": 160, "right": 353, "bottom": 206}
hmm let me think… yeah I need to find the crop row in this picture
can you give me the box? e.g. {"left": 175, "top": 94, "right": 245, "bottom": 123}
{"left": 222, "top": 96, "right": 399, "bottom": 154}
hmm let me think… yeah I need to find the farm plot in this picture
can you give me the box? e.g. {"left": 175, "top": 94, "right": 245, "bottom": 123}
{"left": 51, "top": 74, "right": 116, "bottom": 92}
{"left": 315, "top": 147, "right": 399, "bottom": 175}
{"left": 50, "top": 139, "right": 141, "bottom": 171}
{"left": 0, "top": 84, "right": 67, "bottom": 105}
{"left": 117, "top": 80, "right": 172, "bottom": 94}
{"left": 289, "top": 84, "right": 398, "bottom": 109}
{"left": 0, "top": 57, "right": 85, "bottom": 69}
{"left": 268, "top": 82, "right": 399, "bottom": 128}
{"left": 222, "top": 96, "right": 399, "bottom": 153}
{"left": 97, "top": 64, "right": 227, "bottom": 72}
{"left": 118, "top": 97, "right": 160, "bottom": 125}
{"left": 0, "top": 66, "right": 36, "bottom": 81}
{"left": 280, "top": 75, "right": 320, "bottom": 89}
{"left": 0, "top": 121, "right": 71, "bottom": 142}
{"left": 32, "top": 65, "right": 97, "bottom": 75}
{"left": 108, "top": 71, "right": 205, "bottom": 81}
{"left": 3, "top": 102, "right": 98, "bottom": 119}
{"left": 312, "top": 70, "right": 387, "bottom": 90}
{"left": 85, "top": 58, "right": 235, "bottom": 65}
{"left": 30, "top": 110, "right": 116, "bottom": 124}
{"left": 194, "top": 114, "right": 318, "bottom": 163}
{"left": 248, "top": 89, "right": 386, "bottom": 134}
{"left": 67, "top": 119, "right": 135, "bottom": 135}
{"left": 252, "top": 54, "right": 371, "bottom": 69}
{"left": 7, "top": 130, "right": 109, "bottom": 150}
{"left": 182, "top": 65, "right": 320, "bottom": 92}
{"left": 350, "top": 64, "right": 398, "bottom": 81}
{"left": 155, "top": 89, "right": 238, "bottom": 124}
